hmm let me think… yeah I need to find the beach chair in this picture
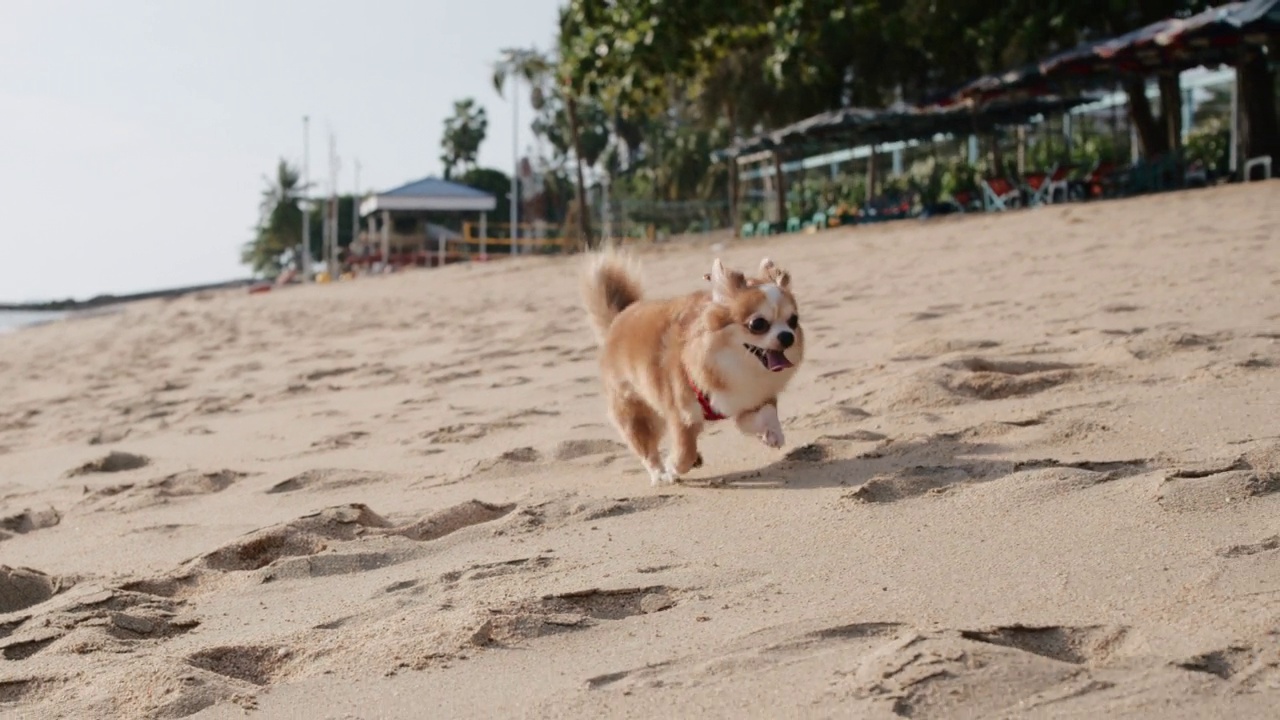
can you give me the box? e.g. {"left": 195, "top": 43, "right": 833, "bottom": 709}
{"left": 951, "top": 189, "right": 981, "bottom": 212}
{"left": 981, "top": 177, "right": 1021, "bottom": 211}
{"left": 740, "top": 222, "right": 755, "bottom": 238}
{"left": 1025, "top": 164, "right": 1072, "bottom": 206}
{"left": 1080, "top": 161, "right": 1119, "bottom": 199}
{"left": 1243, "top": 155, "right": 1272, "bottom": 182}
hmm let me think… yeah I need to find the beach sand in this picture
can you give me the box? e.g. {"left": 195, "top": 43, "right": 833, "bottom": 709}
{"left": 2, "top": 182, "right": 1278, "bottom": 719}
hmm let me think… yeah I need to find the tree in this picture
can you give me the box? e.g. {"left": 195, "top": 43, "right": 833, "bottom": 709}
{"left": 242, "top": 159, "right": 304, "bottom": 276}
{"left": 530, "top": 85, "right": 610, "bottom": 170}
{"left": 494, "top": 41, "right": 594, "bottom": 247}
{"left": 440, "top": 98, "right": 488, "bottom": 180}
{"left": 458, "top": 167, "right": 512, "bottom": 228}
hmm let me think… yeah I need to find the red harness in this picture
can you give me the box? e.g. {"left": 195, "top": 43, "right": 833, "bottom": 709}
{"left": 686, "top": 372, "right": 727, "bottom": 422}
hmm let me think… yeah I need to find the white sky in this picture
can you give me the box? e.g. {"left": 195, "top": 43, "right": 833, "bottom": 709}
{"left": 0, "top": 0, "right": 563, "bottom": 302}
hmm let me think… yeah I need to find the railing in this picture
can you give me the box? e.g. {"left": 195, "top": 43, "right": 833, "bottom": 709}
{"left": 461, "top": 221, "right": 577, "bottom": 256}
{"left": 343, "top": 223, "right": 651, "bottom": 272}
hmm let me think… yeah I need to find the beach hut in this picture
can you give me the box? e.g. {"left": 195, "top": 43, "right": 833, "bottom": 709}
{"left": 357, "top": 176, "right": 497, "bottom": 267}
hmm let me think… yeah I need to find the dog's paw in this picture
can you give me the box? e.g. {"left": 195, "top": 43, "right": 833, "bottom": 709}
{"left": 759, "top": 427, "right": 785, "bottom": 449}
{"left": 649, "top": 466, "right": 679, "bottom": 486}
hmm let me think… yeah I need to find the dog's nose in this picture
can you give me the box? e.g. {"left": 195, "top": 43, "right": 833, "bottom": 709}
{"left": 777, "top": 330, "right": 795, "bottom": 348}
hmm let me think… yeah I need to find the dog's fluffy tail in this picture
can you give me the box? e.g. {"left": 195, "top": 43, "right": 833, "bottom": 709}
{"left": 582, "top": 253, "right": 643, "bottom": 343}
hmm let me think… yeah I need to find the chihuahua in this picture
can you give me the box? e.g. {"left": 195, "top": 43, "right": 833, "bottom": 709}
{"left": 582, "top": 253, "right": 804, "bottom": 484}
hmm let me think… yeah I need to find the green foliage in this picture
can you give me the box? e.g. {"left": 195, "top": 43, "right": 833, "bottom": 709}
{"left": 242, "top": 159, "right": 303, "bottom": 276}
{"left": 531, "top": 88, "right": 610, "bottom": 168}
{"left": 533, "top": 0, "right": 1249, "bottom": 230}
{"left": 904, "top": 157, "right": 945, "bottom": 207}
{"left": 458, "top": 167, "right": 512, "bottom": 225}
{"left": 939, "top": 159, "right": 979, "bottom": 201}
{"left": 440, "top": 98, "right": 488, "bottom": 180}
{"left": 1185, "top": 117, "right": 1231, "bottom": 175}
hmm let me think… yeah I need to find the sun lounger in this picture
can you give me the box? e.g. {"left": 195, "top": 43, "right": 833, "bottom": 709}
{"left": 981, "top": 177, "right": 1021, "bottom": 211}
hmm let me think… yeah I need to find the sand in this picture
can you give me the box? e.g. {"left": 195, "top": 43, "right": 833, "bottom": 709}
{"left": 1, "top": 182, "right": 1278, "bottom": 719}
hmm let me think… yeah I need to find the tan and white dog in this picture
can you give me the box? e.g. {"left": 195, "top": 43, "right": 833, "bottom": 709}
{"left": 582, "top": 253, "right": 805, "bottom": 485}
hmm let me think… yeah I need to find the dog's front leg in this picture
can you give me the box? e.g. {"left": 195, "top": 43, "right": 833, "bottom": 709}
{"left": 736, "top": 402, "right": 784, "bottom": 449}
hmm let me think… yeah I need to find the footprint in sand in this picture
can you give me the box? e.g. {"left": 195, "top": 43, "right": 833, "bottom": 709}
{"left": 1126, "top": 330, "right": 1232, "bottom": 360}
{"left": 1217, "top": 535, "right": 1280, "bottom": 558}
{"left": 309, "top": 431, "right": 369, "bottom": 450}
{"left": 944, "top": 357, "right": 1079, "bottom": 399}
{"left": 66, "top": 451, "right": 150, "bottom": 477}
{"left": 1158, "top": 446, "right": 1280, "bottom": 512}
{"left": 477, "top": 585, "right": 677, "bottom": 646}
{"left": 122, "top": 501, "right": 517, "bottom": 600}
{"left": 266, "top": 468, "right": 396, "bottom": 494}
{"left": 469, "top": 440, "right": 630, "bottom": 480}
{"left": 0, "top": 507, "right": 62, "bottom": 541}
{"left": 889, "top": 338, "right": 1001, "bottom": 362}
{"left": 78, "top": 470, "right": 247, "bottom": 511}
{"left": 1, "top": 581, "right": 197, "bottom": 670}
{"left": 421, "top": 420, "right": 522, "bottom": 445}
{"left": 553, "top": 438, "right": 627, "bottom": 461}
{"left": 303, "top": 366, "right": 358, "bottom": 381}
{"left": 1176, "top": 636, "right": 1280, "bottom": 686}
{"left": 186, "top": 645, "right": 292, "bottom": 687}
{"left": 0, "top": 566, "right": 69, "bottom": 614}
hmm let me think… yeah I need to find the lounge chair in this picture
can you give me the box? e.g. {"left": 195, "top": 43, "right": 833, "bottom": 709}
{"left": 1080, "top": 161, "right": 1119, "bottom": 200}
{"left": 1025, "top": 164, "right": 1072, "bottom": 206}
{"left": 981, "top": 177, "right": 1021, "bottom": 211}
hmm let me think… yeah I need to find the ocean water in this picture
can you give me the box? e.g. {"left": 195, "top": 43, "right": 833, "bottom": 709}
{"left": 0, "top": 310, "right": 67, "bottom": 334}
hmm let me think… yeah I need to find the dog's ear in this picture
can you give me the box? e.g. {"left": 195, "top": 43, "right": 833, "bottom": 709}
{"left": 709, "top": 258, "right": 745, "bottom": 303}
{"left": 758, "top": 257, "right": 791, "bottom": 289}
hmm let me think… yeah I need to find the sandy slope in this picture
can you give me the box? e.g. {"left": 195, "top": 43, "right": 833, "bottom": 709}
{"left": 1, "top": 182, "right": 1278, "bottom": 719}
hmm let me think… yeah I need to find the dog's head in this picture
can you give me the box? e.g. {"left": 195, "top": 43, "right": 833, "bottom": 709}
{"left": 703, "top": 258, "right": 803, "bottom": 373}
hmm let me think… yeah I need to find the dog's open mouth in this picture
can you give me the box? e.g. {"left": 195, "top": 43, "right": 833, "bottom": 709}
{"left": 744, "top": 343, "right": 793, "bottom": 372}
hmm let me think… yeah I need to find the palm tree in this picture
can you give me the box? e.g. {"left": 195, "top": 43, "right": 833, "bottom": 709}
{"left": 495, "top": 45, "right": 595, "bottom": 249}
{"left": 440, "top": 98, "right": 488, "bottom": 179}
{"left": 492, "top": 47, "right": 553, "bottom": 247}
{"left": 242, "top": 159, "right": 304, "bottom": 276}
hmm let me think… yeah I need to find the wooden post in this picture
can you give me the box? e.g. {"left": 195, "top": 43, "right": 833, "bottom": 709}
{"left": 1229, "top": 67, "right": 1240, "bottom": 175}
{"left": 380, "top": 210, "right": 390, "bottom": 270}
{"left": 729, "top": 159, "right": 740, "bottom": 237}
{"left": 866, "top": 145, "right": 878, "bottom": 204}
{"left": 479, "top": 212, "right": 487, "bottom": 259}
{"left": 772, "top": 151, "right": 787, "bottom": 227}
{"left": 1016, "top": 126, "right": 1027, "bottom": 175}
{"left": 1159, "top": 72, "right": 1183, "bottom": 157}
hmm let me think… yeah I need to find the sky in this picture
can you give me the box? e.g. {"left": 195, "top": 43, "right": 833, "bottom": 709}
{"left": 0, "top": 0, "right": 564, "bottom": 303}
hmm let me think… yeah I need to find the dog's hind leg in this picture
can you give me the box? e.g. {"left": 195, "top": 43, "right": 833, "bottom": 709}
{"left": 665, "top": 420, "right": 702, "bottom": 478}
{"left": 608, "top": 394, "right": 670, "bottom": 485}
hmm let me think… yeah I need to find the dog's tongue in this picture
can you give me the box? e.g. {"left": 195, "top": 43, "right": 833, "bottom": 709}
{"left": 765, "top": 350, "right": 793, "bottom": 372}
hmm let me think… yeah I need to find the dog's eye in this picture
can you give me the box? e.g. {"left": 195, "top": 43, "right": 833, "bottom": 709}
{"left": 787, "top": 314, "right": 799, "bottom": 329}
{"left": 747, "top": 317, "right": 770, "bottom": 334}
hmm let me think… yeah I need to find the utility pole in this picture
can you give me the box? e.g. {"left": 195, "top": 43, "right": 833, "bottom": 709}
{"left": 328, "top": 133, "right": 340, "bottom": 279}
{"left": 301, "top": 115, "right": 312, "bottom": 281}
{"left": 351, "top": 158, "right": 361, "bottom": 275}
{"left": 510, "top": 76, "right": 520, "bottom": 254}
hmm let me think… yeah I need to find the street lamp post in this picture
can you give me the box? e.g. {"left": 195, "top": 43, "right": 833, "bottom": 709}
{"left": 510, "top": 77, "right": 519, "bottom": 255}
{"left": 301, "top": 115, "right": 312, "bottom": 281}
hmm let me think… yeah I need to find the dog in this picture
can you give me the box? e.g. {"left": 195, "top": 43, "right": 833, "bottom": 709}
{"left": 582, "top": 253, "right": 805, "bottom": 485}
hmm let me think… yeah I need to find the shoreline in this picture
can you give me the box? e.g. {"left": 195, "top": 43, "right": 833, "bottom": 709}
{"left": 0, "top": 277, "right": 256, "bottom": 313}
